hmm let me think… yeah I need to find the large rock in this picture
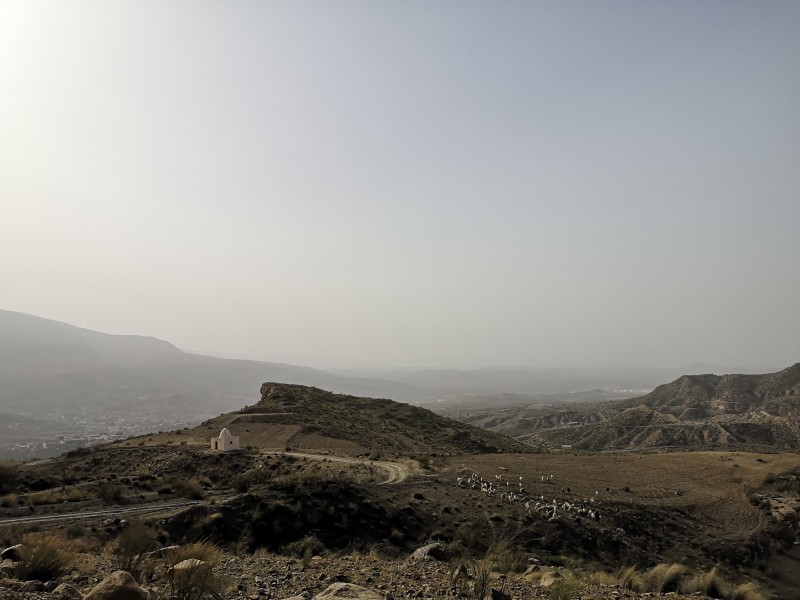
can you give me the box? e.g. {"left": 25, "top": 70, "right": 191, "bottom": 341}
{"left": 0, "top": 545, "right": 22, "bottom": 562}
{"left": 313, "top": 583, "right": 383, "bottom": 599}
{"left": 0, "top": 559, "right": 19, "bottom": 577}
{"left": 409, "top": 543, "right": 446, "bottom": 561}
{"left": 54, "top": 583, "right": 84, "bottom": 599}
{"left": 83, "top": 571, "right": 149, "bottom": 600}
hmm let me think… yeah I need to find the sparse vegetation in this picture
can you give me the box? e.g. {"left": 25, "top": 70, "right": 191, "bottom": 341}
{"left": 548, "top": 574, "right": 582, "bottom": 600}
{"left": 0, "top": 463, "right": 19, "bottom": 494}
{"left": 15, "top": 533, "right": 75, "bottom": 581}
{"left": 97, "top": 482, "right": 126, "bottom": 504}
{"left": 110, "top": 519, "right": 157, "bottom": 581}
{"left": 167, "top": 541, "right": 224, "bottom": 600}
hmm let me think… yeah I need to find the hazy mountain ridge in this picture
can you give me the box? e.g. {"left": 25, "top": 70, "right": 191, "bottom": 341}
{"left": 0, "top": 310, "right": 421, "bottom": 457}
{"left": 456, "top": 364, "right": 800, "bottom": 451}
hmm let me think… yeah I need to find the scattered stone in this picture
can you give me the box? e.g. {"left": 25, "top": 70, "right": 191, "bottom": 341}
{"left": 313, "top": 582, "right": 383, "bottom": 600}
{"left": 0, "top": 577, "right": 23, "bottom": 590}
{"left": 19, "top": 580, "right": 45, "bottom": 592}
{"left": 54, "top": 582, "right": 84, "bottom": 599}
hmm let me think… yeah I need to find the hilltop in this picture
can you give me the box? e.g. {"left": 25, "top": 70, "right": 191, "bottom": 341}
{"left": 188, "top": 382, "right": 533, "bottom": 456}
{"left": 454, "top": 364, "right": 800, "bottom": 451}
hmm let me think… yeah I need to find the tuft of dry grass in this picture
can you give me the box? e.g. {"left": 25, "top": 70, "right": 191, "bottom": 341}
{"left": 27, "top": 488, "right": 88, "bottom": 505}
{"left": 549, "top": 574, "right": 582, "bottom": 600}
{"left": 109, "top": 519, "right": 156, "bottom": 582}
{"left": 681, "top": 566, "right": 732, "bottom": 598}
{"left": 168, "top": 541, "right": 224, "bottom": 600}
{"left": 733, "top": 581, "right": 767, "bottom": 600}
{"left": 617, "top": 565, "right": 643, "bottom": 591}
{"left": 586, "top": 570, "right": 618, "bottom": 586}
{"left": 644, "top": 563, "right": 687, "bottom": 593}
{"left": 168, "top": 540, "right": 221, "bottom": 567}
{"left": 15, "top": 533, "right": 75, "bottom": 581}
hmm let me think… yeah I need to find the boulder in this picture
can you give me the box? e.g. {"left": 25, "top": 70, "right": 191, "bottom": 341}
{"left": 0, "top": 559, "right": 19, "bottom": 576}
{"left": 0, "top": 545, "right": 22, "bottom": 562}
{"left": 313, "top": 583, "right": 383, "bottom": 599}
{"left": 54, "top": 583, "right": 84, "bottom": 599}
{"left": 83, "top": 571, "right": 149, "bottom": 600}
{"left": 0, "top": 577, "right": 23, "bottom": 590}
{"left": 409, "top": 543, "right": 446, "bottom": 561}
{"left": 19, "top": 580, "right": 45, "bottom": 592}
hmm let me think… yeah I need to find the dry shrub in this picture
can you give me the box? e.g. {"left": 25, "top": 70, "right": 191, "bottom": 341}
{"left": 282, "top": 534, "right": 325, "bottom": 561}
{"left": 549, "top": 574, "right": 582, "bottom": 600}
{"left": 28, "top": 488, "right": 87, "bottom": 505}
{"left": 617, "top": 565, "right": 643, "bottom": 591}
{"left": 0, "top": 464, "right": 18, "bottom": 494}
{"left": 110, "top": 519, "right": 156, "bottom": 581}
{"left": 645, "top": 563, "right": 687, "bottom": 593}
{"left": 587, "top": 570, "right": 619, "bottom": 586}
{"left": 733, "top": 582, "right": 767, "bottom": 600}
{"left": 451, "top": 559, "right": 493, "bottom": 600}
{"left": 168, "top": 540, "right": 221, "bottom": 566}
{"left": 681, "top": 567, "right": 733, "bottom": 599}
{"left": 97, "top": 482, "right": 126, "bottom": 505}
{"left": 15, "top": 533, "right": 75, "bottom": 581}
{"left": 168, "top": 541, "right": 223, "bottom": 600}
{"left": 486, "top": 539, "right": 526, "bottom": 573}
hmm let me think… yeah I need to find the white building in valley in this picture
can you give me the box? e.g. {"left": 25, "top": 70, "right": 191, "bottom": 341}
{"left": 210, "top": 427, "right": 239, "bottom": 451}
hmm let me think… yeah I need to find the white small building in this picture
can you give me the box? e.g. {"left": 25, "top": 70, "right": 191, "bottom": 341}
{"left": 210, "top": 427, "right": 240, "bottom": 451}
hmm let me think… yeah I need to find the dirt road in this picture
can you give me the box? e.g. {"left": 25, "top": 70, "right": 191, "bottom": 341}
{"left": 0, "top": 499, "right": 203, "bottom": 526}
{"left": 263, "top": 451, "right": 414, "bottom": 484}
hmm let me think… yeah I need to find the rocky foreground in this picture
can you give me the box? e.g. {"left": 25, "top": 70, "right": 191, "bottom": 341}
{"left": 0, "top": 546, "right": 726, "bottom": 600}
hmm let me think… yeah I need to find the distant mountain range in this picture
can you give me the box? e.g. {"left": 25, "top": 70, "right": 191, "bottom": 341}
{"left": 456, "top": 364, "right": 800, "bottom": 451}
{"left": 1, "top": 308, "right": 783, "bottom": 457}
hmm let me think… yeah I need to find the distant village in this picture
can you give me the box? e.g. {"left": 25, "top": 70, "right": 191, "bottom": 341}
{"left": 0, "top": 409, "right": 210, "bottom": 459}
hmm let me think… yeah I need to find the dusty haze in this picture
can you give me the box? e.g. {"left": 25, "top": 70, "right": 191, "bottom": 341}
{"left": 1, "top": 1, "right": 798, "bottom": 370}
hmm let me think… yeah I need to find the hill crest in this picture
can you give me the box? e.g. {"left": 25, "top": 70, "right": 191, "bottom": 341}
{"left": 191, "top": 382, "right": 532, "bottom": 456}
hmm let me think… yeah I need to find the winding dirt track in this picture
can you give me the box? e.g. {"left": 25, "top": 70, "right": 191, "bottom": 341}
{"left": 0, "top": 453, "right": 413, "bottom": 527}
{"left": 263, "top": 451, "right": 414, "bottom": 484}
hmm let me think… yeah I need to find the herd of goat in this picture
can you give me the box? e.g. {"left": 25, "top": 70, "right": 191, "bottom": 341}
{"left": 454, "top": 470, "right": 615, "bottom": 529}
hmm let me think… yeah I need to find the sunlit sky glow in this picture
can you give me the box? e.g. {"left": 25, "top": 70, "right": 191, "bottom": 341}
{"left": 2, "top": 1, "right": 798, "bottom": 369}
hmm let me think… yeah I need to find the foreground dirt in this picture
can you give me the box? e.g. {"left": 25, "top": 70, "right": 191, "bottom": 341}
{"left": 0, "top": 549, "right": 714, "bottom": 600}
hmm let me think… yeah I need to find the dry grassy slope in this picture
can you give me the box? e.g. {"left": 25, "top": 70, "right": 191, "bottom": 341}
{"left": 192, "top": 382, "right": 534, "bottom": 456}
{"left": 463, "top": 364, "right": 800, "bottom": 451}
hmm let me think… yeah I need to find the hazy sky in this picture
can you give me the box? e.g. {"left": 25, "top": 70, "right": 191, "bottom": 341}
{"left": 2, "top": 1, "right": 798, "bottom": 370}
